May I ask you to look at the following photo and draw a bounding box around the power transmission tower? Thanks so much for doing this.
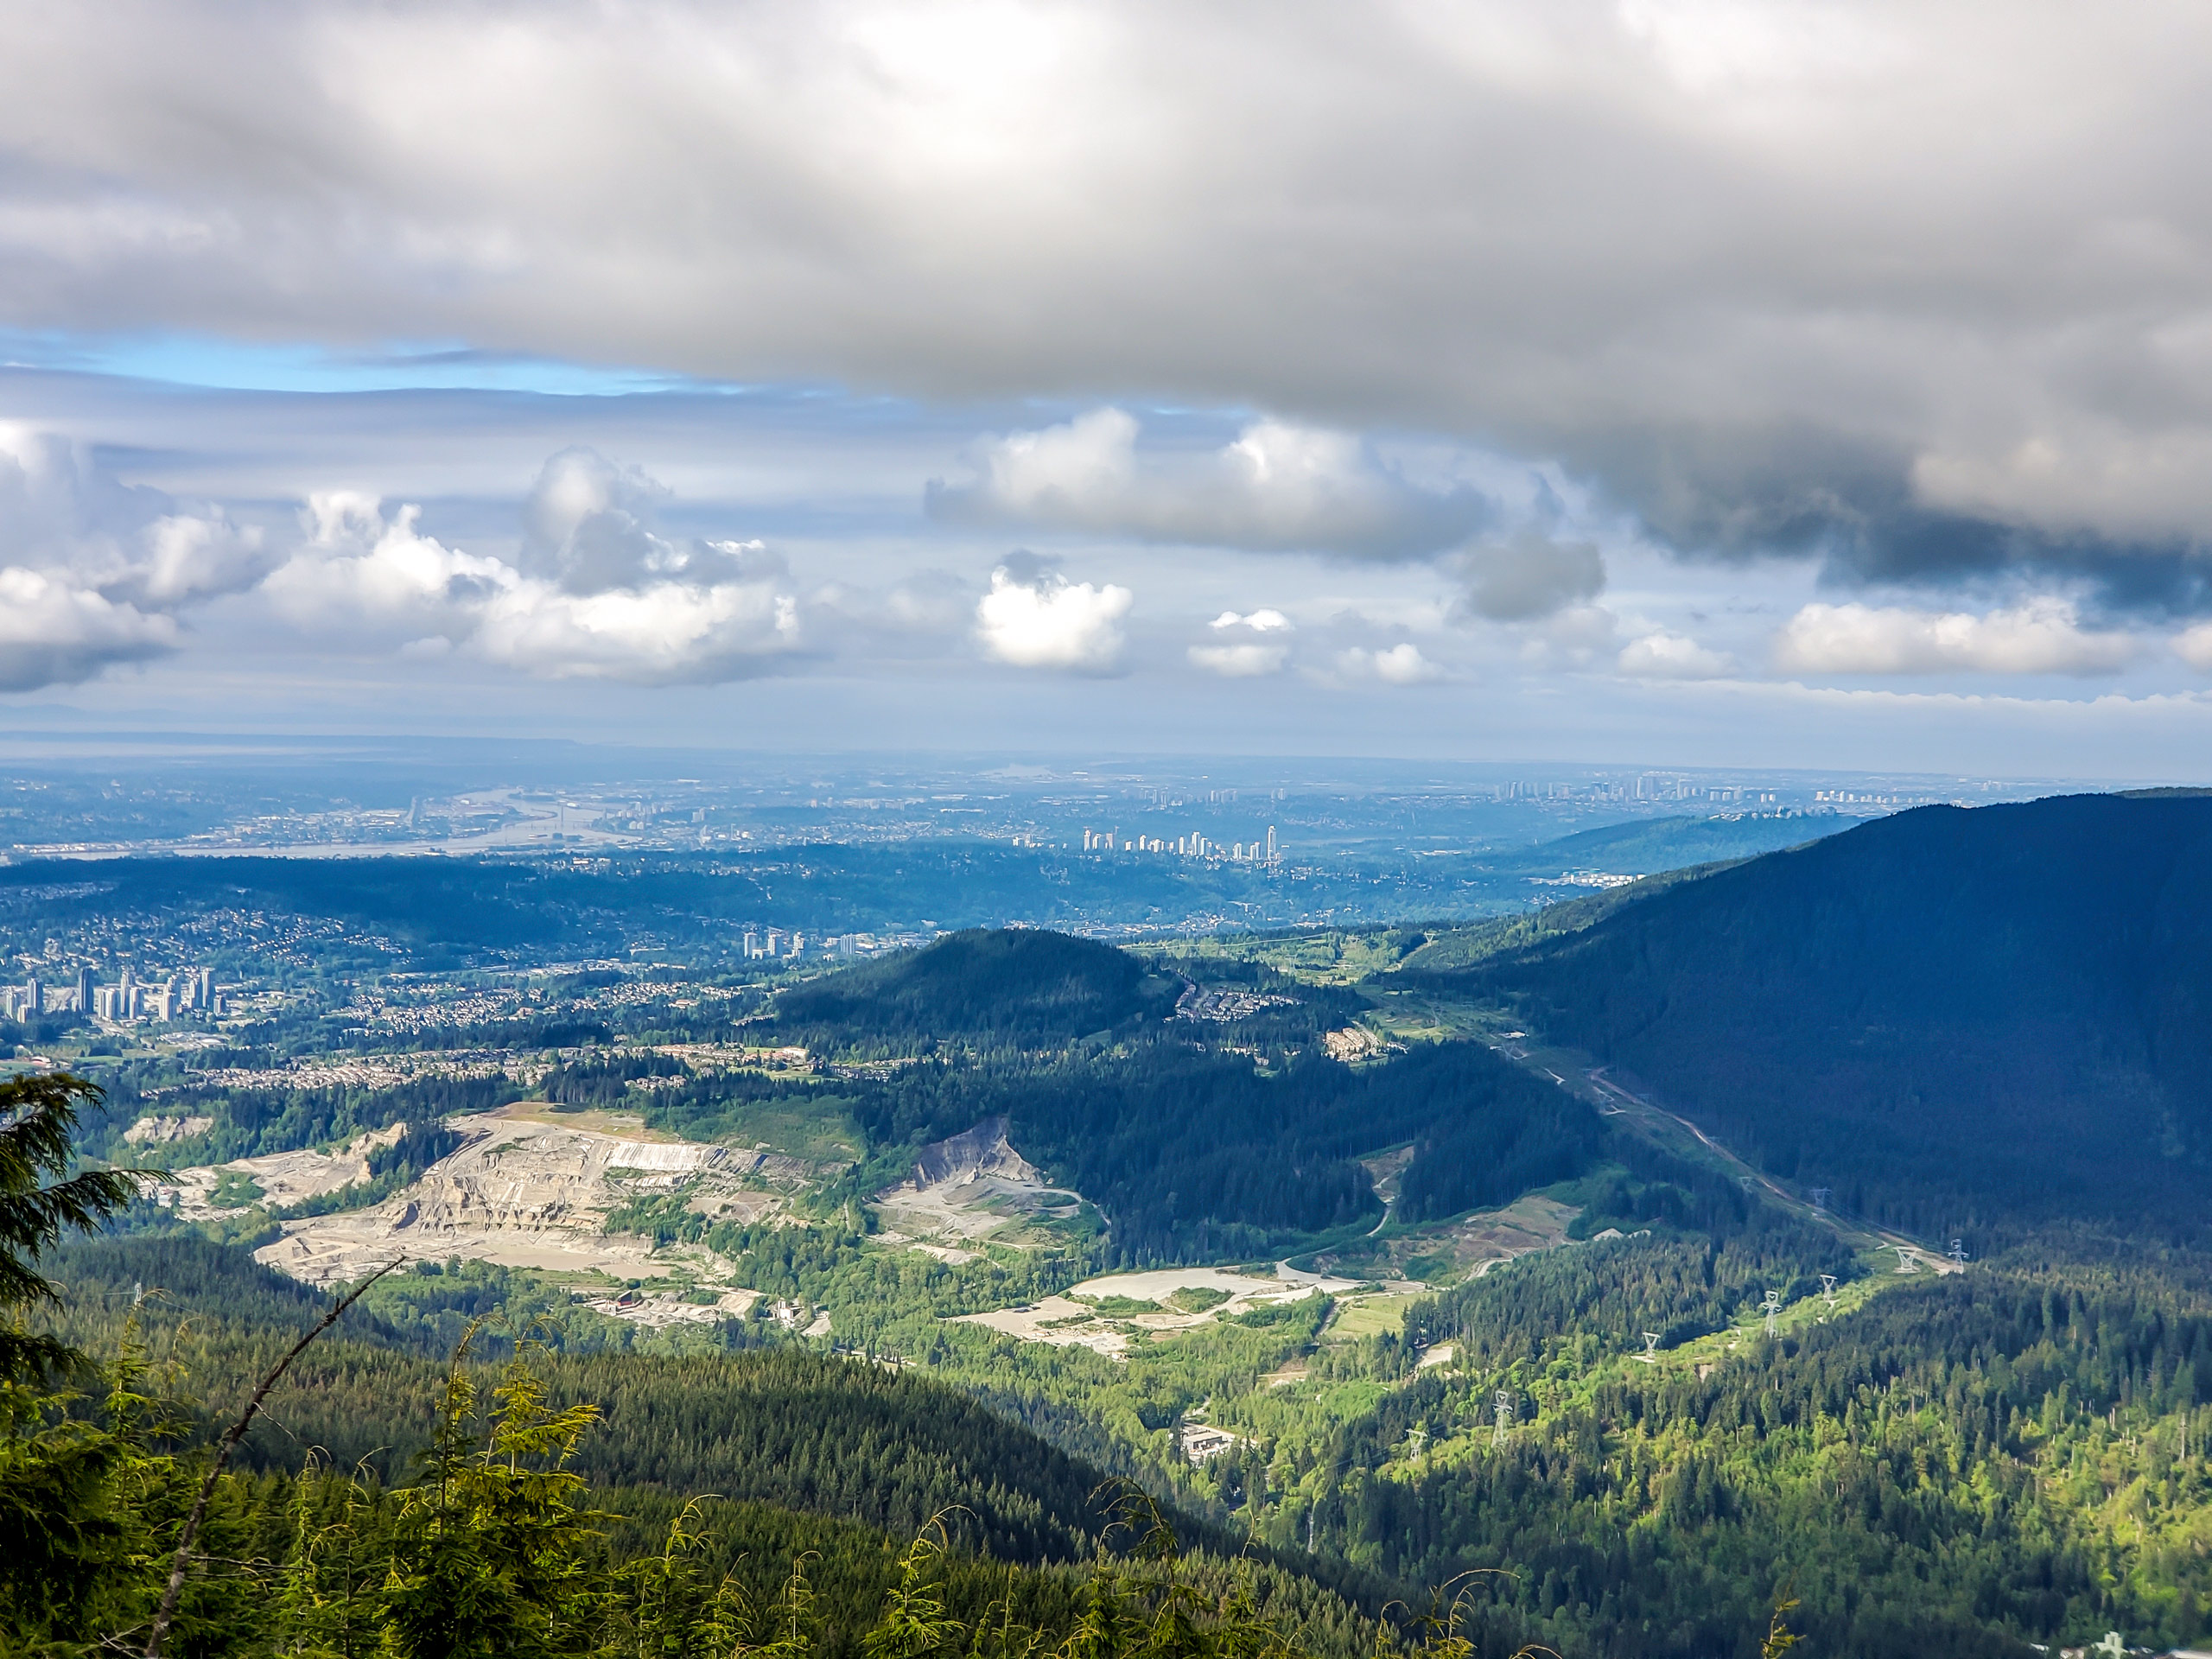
[1492,1389,1513,1449]
[1820,1274,1839,1309]
[1638,1332,1661,1365]
[1891,1244,1919,1274]
[1948,1237,1968,1264]
[1763,1290,1782,1337]
[1808,1186,1833,1211]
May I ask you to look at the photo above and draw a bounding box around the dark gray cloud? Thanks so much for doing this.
[1452,530,1606,622]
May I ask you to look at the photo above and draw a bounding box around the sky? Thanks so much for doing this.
[3,1,2212,778]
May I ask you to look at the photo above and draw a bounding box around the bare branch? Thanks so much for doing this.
[142,1256,403,1659]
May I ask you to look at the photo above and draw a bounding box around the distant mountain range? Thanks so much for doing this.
[1491,808,1847,877]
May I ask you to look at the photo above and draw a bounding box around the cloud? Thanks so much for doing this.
[1190,606,1294,676]
[1516,602,1621,671]
[974,561,1132,671]
[13,6,2212,601]
[267,486,804,683]
[0,566,178,690]
[930,409,1490,556]
[809,569,975,650]
[119,511,268,607]
[518,446,753,594]
[267,493,513,639]
[1211,607,1291,632]
[1189,644,1288,677]
[1335,642,1444,685]
[1618,631,1736,679]
[471,575,800,683]
[2175,624,2212,671]
[1452,530,1606,621]
[0,424,267,689]
[1772,599,2136,676]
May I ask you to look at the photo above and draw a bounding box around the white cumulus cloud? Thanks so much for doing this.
[0,425,269,690]
[267,486,804,684]
[2173,622,2212,671]
[1772,600,2135,676]
[1618,631,1736,679]
[1335,642,1444,685]
[1191,606,1294,676]
[1211,607,1292,632]
[0,566,179,690]
[974,562,1132,671]
[1190,644,1288,677]
[932,409,1489,557]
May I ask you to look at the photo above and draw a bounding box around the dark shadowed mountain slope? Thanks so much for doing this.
[774,927,1179,1041]
[1472,793,2212,1239]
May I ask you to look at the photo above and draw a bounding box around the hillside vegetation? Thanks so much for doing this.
[27,795,2212,1658]
[47,1236,1219,1567]
[1463,793,2212,1240]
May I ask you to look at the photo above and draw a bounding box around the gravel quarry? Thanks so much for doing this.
[872,1116,1087,1246]
[250,1106,805,1287]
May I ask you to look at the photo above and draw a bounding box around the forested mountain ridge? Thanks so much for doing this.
[1461,792,2212,1239]
[810,1038,1600,1256]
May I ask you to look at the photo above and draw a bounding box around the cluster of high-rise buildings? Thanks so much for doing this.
[740,930,888,963]
[742,928,806,961]
[3,964,224,1025]
[1082,826,1281,865]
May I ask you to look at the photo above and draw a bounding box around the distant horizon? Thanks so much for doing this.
[0,724,2192,793]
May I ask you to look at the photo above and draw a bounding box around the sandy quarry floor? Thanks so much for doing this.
[254,1114,783,1287]
[577,1286,762,1328]
[954,1294,1141,1357]
[1452,1195,1583,1275]
[955,1265,1343,1359]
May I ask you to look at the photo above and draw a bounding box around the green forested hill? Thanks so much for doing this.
[1465,792,2212,1239]
[774,928,1179,1041]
